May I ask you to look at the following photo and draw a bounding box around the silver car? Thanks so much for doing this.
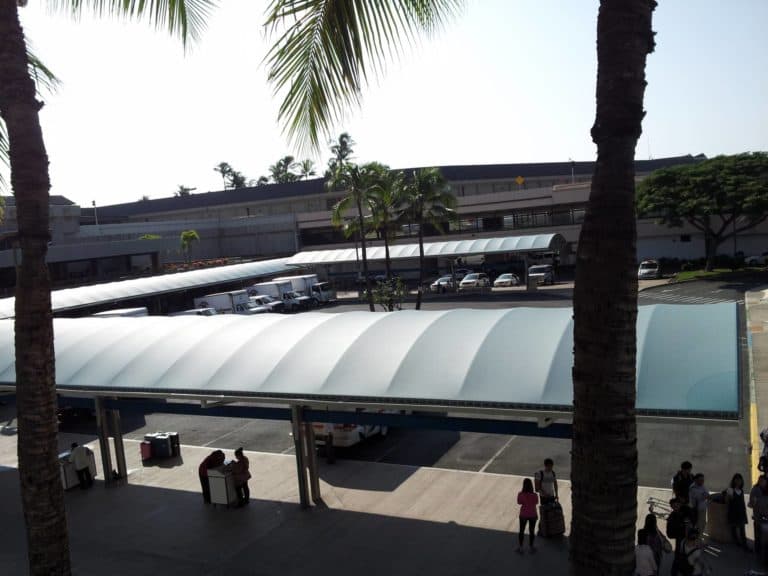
[637,260,661,279]
[493,273,520,287]
[459,273,490,291]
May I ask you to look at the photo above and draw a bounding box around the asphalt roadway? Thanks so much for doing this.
[0,277,755,490]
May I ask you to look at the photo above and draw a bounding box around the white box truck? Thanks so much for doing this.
[193,290,264,315]
[248,281,303,312]
[273,274,336,305]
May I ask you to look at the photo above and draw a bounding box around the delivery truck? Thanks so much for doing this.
[272,274,336,305]
[193,290,265,315]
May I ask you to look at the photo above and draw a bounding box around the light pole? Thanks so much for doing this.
[92,200,99,229]
[569,158,575,184]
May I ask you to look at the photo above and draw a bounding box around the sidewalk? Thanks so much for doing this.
[747,289,768,482]
[0,436,760,575]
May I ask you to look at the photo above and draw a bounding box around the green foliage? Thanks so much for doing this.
[326,132,355,179]
[638,153,768,233]
[398,167,457,232]
[139,233,161,240]
[175,184,194,196]
[372,277,407,311]
[269,155,300,183]
[264,1,462,151]
[179,229,200,262]
[214,161,249,189]
[48,0,215,48]
[638,153,768,268]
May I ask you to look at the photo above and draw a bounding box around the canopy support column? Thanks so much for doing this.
[290,405,310,509]
[94,397,113,486]
[110,409,128,483]
[303,421,321,503]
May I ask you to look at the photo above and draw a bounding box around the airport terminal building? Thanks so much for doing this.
[0,153,764,289]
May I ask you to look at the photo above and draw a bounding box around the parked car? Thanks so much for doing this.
[430,275,455,293]
[745,252,768,266]
[312,408,390,448]
[637,259,661,279]
[493,273,520,287]
[527,265,555,285]
[459,272,491,291]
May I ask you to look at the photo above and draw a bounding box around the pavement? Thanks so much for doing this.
[746,288,768,483]
[0,436,762,575]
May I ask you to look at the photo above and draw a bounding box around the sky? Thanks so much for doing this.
[12,0,768,207]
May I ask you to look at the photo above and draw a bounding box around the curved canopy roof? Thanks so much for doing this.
[287,234,567,266]
[0,303,738,417]
[0,258,295,319]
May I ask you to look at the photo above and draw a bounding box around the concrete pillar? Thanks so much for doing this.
[290,405,310,508]
[110,409,128,483]
[303,421,321,503]
[94,397,113,486]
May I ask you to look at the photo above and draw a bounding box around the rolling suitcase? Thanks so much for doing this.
[167,432,181,457]
[539,502,565,537]
[140,441,152,461]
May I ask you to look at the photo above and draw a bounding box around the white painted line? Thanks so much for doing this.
[479,436,516,473]
[201,421,252,447]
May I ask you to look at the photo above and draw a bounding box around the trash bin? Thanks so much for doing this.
[706,499,731,543]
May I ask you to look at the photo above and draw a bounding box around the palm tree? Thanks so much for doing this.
[329,162,378,312]
[299,158,316,179]
[214,161,233,188]
[269,155,299,183]
[325,132,355,178]
[399,168,456,310]
[366,163,402,282]
[0,2,214,574]
[180,229,200,263]
[264,1,656,572]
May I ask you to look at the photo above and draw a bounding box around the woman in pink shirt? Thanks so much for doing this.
[517,478,539,553]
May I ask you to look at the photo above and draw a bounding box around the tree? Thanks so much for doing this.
[180,229,200,263]
[214,161,233,188]
[214,162,248,189]
[175,184,194,197]
[366,163,404,310]
[298,158,316,179]
[264,1,656,572]
[140,194,150,201]
[325,132,355,179]
[329,161,379,312]
[256,175,270,186]
[0,2,213,574]
[637,152,768,271]
[269,155,300,183]
[398,167,456,309]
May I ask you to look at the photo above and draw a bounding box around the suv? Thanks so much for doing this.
[459,272,490,291]
[637,260,661,279]
[527,265,555,285]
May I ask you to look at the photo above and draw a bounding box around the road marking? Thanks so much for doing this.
[479,436,516,473]
[751,401,760,485]
[201,421,252,447]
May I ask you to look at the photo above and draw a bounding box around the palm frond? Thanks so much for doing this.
[48,0,216,47]
[264,0,463,152]
[27,45,60,96]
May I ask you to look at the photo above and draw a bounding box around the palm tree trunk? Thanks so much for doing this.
[357,197,374,312]
[571,1,654,574]
[415,215,424,310]
[382,222,393,311]
[0,2,71,574]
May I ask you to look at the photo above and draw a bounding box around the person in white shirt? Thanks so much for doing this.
[70,442,93,490]
[534,458,558,505]
[688,473,710,536]
[635,529,658,576]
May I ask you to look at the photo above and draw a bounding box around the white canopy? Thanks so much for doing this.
[0,258,295,319]
[0,304,739,417]
[287,234,566,265]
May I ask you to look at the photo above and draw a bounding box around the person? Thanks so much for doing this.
[749,474,768,556]
[534,458,558,505]
[726,473,748,549]
[643,513,664,571]
[680,529,705,575]
[635,529,658,576]
[232,447,251,507]
[667,498,695,576]
[516,477,539,554]
[672,461,694,503]
[198,449,225,504]
[70,442,93,490]
[688,473,709,535]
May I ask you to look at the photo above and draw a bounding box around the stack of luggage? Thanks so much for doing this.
[141,432,180,461]
[539,501,565,537]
